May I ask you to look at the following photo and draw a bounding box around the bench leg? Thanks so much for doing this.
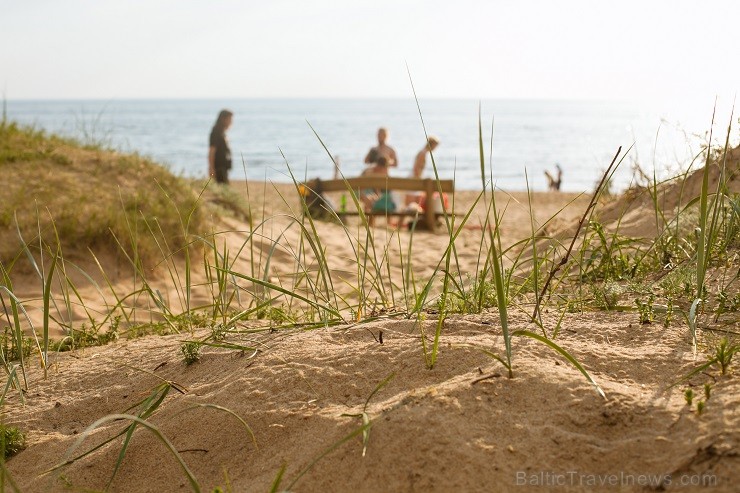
[424,179,436,232]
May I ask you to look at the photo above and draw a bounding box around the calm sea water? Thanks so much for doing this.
[5,98,718,192]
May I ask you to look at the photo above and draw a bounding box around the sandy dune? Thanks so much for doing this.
[3,183,739,492]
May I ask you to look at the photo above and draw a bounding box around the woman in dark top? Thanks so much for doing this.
[209,109,233,184]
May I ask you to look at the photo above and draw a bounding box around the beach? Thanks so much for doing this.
[4,1,740,490]
[5,98,717,193]
[3,170,739,491]
[6,308,737,492]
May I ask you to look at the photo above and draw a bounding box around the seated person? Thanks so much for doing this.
[364,127,398,168]
[359,156,393,212]
[412,136,440,178]
[406,136,440,206]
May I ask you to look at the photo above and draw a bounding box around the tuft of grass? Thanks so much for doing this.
[696,400,706,415]
[0,122,205,269]
[635,295,655,324]
[1,423,26,459]
[1,326,33,361]
[713,337,737,375]
[533,146,626,320]
[670,336,739,390]
[180,341,202,365]
[49,317,120,352]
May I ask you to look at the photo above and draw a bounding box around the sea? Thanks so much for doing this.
[4,98,726,192]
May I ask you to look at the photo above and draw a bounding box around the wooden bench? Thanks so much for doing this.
[302,177,454,232]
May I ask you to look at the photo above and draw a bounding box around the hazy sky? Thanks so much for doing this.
[1,0,738,105]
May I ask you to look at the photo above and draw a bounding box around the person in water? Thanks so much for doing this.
[364,127,398,168]
[209,109,233,184]
[545,164,563,191]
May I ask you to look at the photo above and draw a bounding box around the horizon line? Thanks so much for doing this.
[5,95,643,103]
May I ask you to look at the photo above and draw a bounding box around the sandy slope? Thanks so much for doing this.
[5,312,738,492]
[3,186,739,492]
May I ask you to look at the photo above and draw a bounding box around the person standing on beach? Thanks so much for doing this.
[209,109,233,184]
[364,127,398,168]
[411,136,440,178]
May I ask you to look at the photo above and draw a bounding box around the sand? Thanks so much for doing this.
[3,182,739,492]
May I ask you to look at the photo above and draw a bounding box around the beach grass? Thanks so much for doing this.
[0,111,738,491]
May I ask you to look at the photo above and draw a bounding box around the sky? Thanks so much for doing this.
[1,0,738,106]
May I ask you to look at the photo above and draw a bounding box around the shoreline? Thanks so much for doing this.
[6,98,719,192]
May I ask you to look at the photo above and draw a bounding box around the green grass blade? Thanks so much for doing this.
[107,383,171,488]
[667,359,716,390]
[477,108,511,376]
[363,372,395,411]
[512,330,605,398]
[182,339,260,355]
[61,413,200,493]
[285,421,372,491]
[42,250,59,378]
[268,463,287,493]
[688,298,701,356]
[0,279,32,389]
[0,366,24,406]
[456,344,512,373]
[0,459,22,493]
[174,403,257,449]
[696,104,716,298]
[220,267,342,319]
